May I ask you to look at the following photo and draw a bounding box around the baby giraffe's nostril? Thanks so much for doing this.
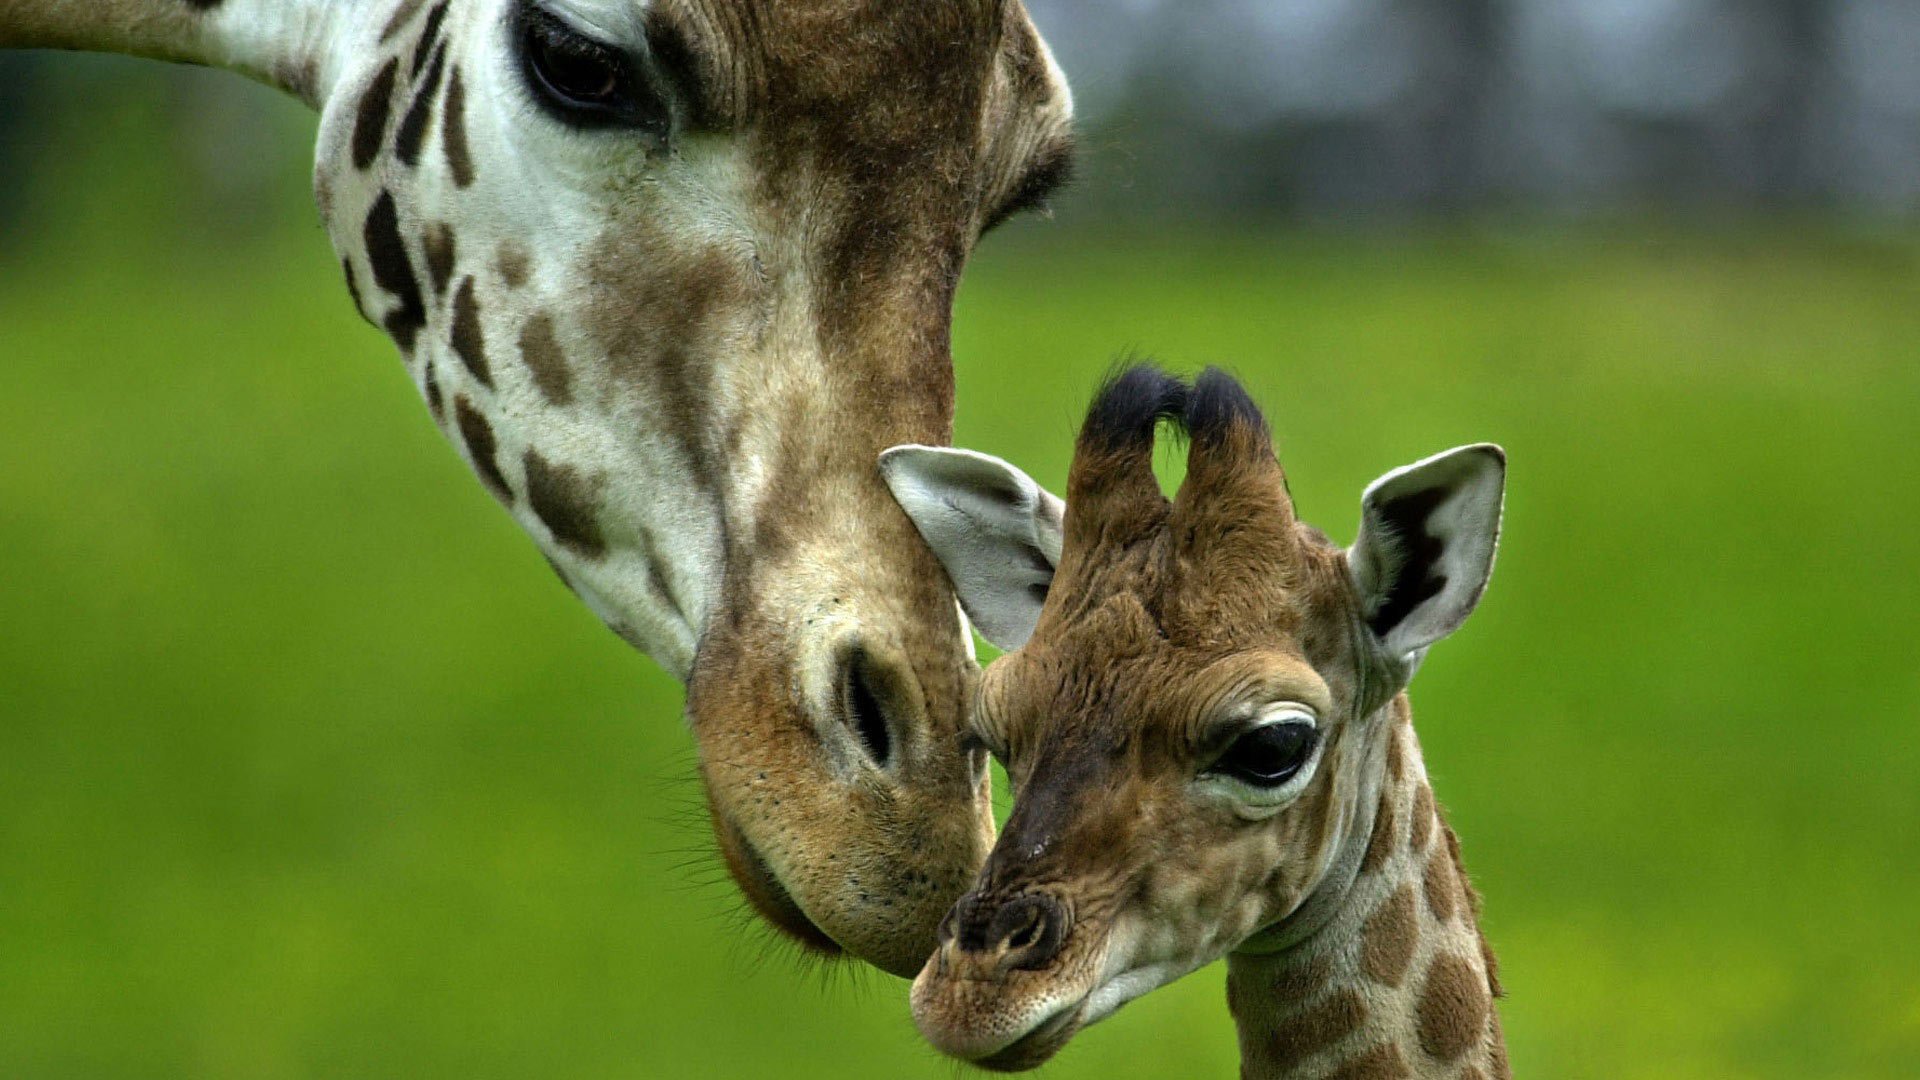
[983,893,1070,973]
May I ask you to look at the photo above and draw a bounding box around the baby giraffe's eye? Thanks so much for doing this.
[1213,721,1319,789]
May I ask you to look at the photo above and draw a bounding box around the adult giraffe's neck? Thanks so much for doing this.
[1226,706,1509,1079]
[0,0,355,106]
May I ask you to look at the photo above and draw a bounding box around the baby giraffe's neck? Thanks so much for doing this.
[1226,705,1508,1079]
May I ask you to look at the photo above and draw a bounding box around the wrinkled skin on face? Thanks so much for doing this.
[897,368,1504,1065]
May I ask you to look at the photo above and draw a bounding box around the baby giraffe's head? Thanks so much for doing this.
[880,366,1504,1070]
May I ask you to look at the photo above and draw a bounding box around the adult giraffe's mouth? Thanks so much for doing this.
[710,810,842,959]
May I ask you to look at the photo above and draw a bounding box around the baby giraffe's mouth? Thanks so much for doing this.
[973,997,1088,1072]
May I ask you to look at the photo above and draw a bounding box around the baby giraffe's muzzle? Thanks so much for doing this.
[936,891,1072,977]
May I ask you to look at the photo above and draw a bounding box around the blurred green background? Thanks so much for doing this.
[4,52,1920,1080]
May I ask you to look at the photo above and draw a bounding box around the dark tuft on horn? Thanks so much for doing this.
[1080,362,1189,455]
[1184,366,1270,448]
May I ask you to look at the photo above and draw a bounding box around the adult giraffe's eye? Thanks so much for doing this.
[1213,720,1319,789]
[519,5,666,132]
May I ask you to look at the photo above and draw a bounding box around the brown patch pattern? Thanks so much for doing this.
[341,258,366,321]
[1424,842,1458,922]
[523,450,606,557]
[1361,791,1397,875]
[362,190,426,351]
[351,59,399,171]
[423,223,456,296]
[1386,727,1406,784]
[410,0,448,78]
[1409,784,1434,853]
[378,0,426,43]
[454,396,507,500]
[1416,953,1490,1063]
[518,313,573,404]
[449,277,491,386]
[1323,1042,1411,1080]
[442,67,474,188]
[1266,988,1367,1063]
[1360,884,1418,987]
[496,242,529,288]
[395,42,448,167]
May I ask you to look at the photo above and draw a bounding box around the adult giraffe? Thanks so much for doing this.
[1,0,1075,977]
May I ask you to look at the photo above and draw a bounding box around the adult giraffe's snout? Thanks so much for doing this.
[3,0,1076,976]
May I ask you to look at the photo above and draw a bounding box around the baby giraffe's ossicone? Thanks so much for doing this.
[881,366,1509,1077]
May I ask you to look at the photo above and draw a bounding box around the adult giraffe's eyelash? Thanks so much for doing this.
[515,2,668,135]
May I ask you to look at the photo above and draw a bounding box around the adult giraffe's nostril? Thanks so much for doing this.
[838,645,914,771]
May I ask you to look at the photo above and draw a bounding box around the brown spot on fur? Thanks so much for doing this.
[1410,784,1434,853]
[523,450,606,557]
[1361,884,1418,987]
[1424,841,1458,922]
[1462,1069,1487,1080]
[379,0,426,43]
[423,363,444,421]
[1267,988,1367,1063]
[395,42,448,166]
[1362,791,1396,875]
[449,277,491,387]
[1324,1042,1411,1080]
[351,59,399,171]
[454,396,508,500]
[411,0,449,79]
[518,313,573,404]
[341,258,366,321]
[496,242,529,288]
[1386,727,1406,784]
[424,223,456,296]
[363,190,426,351]
[1416,953,1490,1062]
[1271,949,1333,1003]
[442,67,474,189]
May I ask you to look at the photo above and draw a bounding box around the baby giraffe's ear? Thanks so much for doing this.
[880,445,1065,651]
[1347,444,1506,663]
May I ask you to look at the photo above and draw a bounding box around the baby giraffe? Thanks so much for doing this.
[880,365,1508,1078]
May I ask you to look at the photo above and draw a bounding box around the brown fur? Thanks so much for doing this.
[1268,989,1369,1064]
[453,395,506,501]
[1363,792,1398,875]
[448,276,491,387]
[1361,885,1419,988]
[516,313,572,405]
[423,222,456,296]
[523,450,605,558]
[1409,785,1435,853]
[1324,1043,1412,1080]
[440,66,473,189]
[1423,843,1457,923]
[1415,954,1489,1063]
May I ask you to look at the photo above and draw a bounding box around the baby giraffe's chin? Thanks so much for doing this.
[910,925,1204,1072]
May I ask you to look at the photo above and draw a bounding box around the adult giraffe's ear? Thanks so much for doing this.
[0,1,354,108]
[880,445,1064,651]
[1347,444,1506,664]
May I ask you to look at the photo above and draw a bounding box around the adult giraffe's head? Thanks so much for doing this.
[3,0,1074,976]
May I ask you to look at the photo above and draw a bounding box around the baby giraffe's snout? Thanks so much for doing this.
[934,891,1073,977]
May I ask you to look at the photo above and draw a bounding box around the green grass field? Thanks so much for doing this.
[3,76,1919,1079]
